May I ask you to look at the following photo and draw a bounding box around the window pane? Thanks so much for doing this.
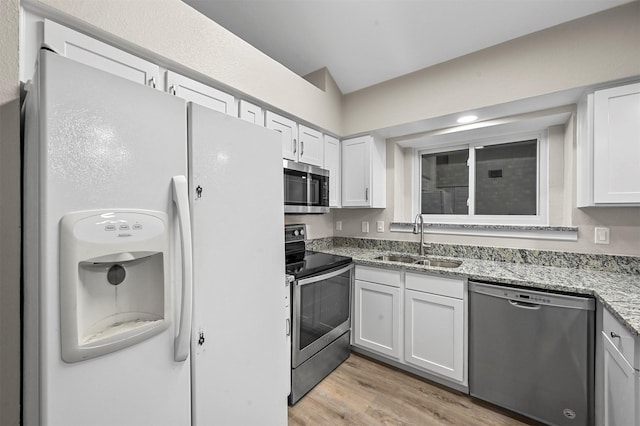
[421,149,469,214]
[475,140,537,215]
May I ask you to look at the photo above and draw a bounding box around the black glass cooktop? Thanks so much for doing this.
[286,250,352,279]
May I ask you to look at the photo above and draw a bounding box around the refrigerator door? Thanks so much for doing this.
[188,103,288,425]
[22,50,191,426]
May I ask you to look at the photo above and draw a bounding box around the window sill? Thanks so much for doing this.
[389,222,578,241]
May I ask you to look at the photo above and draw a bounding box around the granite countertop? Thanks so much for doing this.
[316,246,640,336]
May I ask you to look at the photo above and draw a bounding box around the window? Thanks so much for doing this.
[418,133,547,225]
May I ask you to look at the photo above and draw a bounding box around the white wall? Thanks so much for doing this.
[317,3,640,257]
[342,2,640,136]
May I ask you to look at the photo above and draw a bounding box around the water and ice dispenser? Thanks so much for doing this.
[59,210,171,362]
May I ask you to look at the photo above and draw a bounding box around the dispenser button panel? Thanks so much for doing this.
[73,211,165,243]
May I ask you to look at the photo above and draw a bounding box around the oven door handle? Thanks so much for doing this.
[296,263,354,286]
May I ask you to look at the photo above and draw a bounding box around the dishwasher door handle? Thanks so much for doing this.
[509,299,542,310]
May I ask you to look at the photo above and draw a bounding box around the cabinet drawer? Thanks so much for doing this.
[603,307,637,366]
[405,272,464,299]
[355,265,401,288]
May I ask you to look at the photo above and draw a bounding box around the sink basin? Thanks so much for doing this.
[413,259,462,268]
[374,255,418,263]
[373,255,461,268]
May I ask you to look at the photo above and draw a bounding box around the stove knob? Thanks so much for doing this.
[293,230,299,237]
[300,229,305,236]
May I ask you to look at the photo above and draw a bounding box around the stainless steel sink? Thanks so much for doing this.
[413,259,462,268]
[373,254,461,268]
[373,255,418,263]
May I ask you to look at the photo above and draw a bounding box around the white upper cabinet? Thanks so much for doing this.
[298,125,324,167]
[43,19,160,88]
[324,135,341,208]
[578,82,640,206]
[239,100,264,125]
[341,135,386,208]
[166,71,236,116]
[266,111,298,162]
[266,111,325,166]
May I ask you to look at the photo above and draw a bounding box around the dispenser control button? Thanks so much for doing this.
[105,224,116,231]
[119,224,130,231]
[133,223,143,230]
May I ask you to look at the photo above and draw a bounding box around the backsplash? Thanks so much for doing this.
[307,237,640,275]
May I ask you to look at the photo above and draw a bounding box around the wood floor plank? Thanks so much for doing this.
[288,353,541,426]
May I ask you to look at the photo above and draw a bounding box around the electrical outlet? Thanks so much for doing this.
[376,221,384,233]
[361,221,369,233]
[594,227,610,244]
[335,221,342,231]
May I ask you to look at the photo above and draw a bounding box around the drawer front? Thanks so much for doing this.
[603,307,636,366]
[405,272,464,299]
[355,265,401,288]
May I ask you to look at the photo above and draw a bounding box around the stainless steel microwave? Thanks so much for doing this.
[283,160,330,214]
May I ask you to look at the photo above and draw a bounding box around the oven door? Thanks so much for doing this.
[291,263,353,368]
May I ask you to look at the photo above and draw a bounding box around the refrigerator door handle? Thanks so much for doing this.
[172,175,193,362]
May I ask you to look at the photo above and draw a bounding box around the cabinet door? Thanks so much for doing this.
[266,112,298,161]
[342,136,372,207]
[602,331,638,426]
[593,83,640,204]
[239,100,263,125]
[405,289,464,382]
[166,71,236,116]
[44,19,160,87]
[298,125,324,167]
[324,135,341,208]
[353,280,401,359]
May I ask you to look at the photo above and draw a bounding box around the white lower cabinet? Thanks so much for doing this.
[354,280,401,359]
[599,306,639,425]
[353,265,467,388]
[404,289,464,382]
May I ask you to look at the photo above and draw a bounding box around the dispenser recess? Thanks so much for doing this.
[60,210,171,362]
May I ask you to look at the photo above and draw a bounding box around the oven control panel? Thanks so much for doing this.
[285,224,306,244]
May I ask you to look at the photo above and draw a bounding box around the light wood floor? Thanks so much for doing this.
[288,353,541,426]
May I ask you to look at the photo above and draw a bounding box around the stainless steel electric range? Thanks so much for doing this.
[284,224,353,405]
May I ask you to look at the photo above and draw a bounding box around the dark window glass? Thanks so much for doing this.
[421,149,469,214]
[475,140,537,215]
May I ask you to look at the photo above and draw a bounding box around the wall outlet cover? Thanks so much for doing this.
[335,221,342,231]
[376,221,384,233]
[594,227,610,244]
[361,221,369,233]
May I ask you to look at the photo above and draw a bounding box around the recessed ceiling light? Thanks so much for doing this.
[457,115,478,124]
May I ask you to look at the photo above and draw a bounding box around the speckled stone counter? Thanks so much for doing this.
[308,239,640,336]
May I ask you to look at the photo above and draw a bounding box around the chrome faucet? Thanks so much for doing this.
[414,214,425,256]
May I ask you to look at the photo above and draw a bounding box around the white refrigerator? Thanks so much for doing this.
[23,49,288,426]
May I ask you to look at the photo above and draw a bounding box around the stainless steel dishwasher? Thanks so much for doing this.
[469,281,595,426]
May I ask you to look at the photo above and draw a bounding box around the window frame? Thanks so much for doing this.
[414,131,549,225]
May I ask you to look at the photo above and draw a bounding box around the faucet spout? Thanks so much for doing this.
[414,214,425,256]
